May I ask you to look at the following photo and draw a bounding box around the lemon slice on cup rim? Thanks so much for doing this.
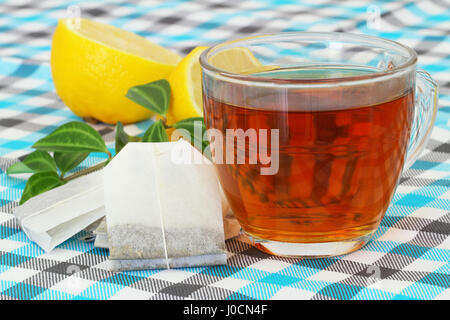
[166,46,272,125]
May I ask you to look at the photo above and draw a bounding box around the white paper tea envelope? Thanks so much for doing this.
[103,140,227,271]
[93,217,108,249]
[13,170,105,252]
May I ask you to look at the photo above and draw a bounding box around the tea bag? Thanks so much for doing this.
[103,141,227,271]
[93,199,241,250]
[13,170,105,252]
[93,217,109,249]
[222,209,241,240]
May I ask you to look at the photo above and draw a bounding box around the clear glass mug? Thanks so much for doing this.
[200,32,438,257]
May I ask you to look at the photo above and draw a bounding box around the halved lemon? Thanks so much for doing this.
[51,18,181,124]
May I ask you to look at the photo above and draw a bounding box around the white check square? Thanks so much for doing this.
[21,96,55,107]
[12,78,44,90]
[211,277,252,292]
[51,276,96,296]
[123,20,152,32]
[439,189,450,200]
[436,236,450,250]
[4,149,31,160]
[377,228,418,244]
[342,249,386,265]
[0,267,39,282]
[150,269,194,283]
[270,286,315,300]
[371,279,413,294]
[31,114,65,126]
[307,270,351,283]
[16,22,49,31]
[110,286,156,300]
[434,288,450,300]
[0,239,27,252]
[416,1,447,14]
[249,259,290,273]
[161,24,190,36]
[410,207,448,220]
[0,109,21,118]
[395,185,421,195]
[403,258,446,273]
[0,128,29,140]
[0,212,13,224]
[39,248,82,262]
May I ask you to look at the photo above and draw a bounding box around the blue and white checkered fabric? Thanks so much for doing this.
[0,0,449,300]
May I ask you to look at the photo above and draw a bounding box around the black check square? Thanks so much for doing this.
[159,283,204,298]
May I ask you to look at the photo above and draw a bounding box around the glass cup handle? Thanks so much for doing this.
[404,69,439,170]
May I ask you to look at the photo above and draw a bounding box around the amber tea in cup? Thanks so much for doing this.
[200,33,438,257]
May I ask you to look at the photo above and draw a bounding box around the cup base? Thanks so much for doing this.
[245,232,374,258]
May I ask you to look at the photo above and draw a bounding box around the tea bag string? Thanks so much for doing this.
[151,152,170,270]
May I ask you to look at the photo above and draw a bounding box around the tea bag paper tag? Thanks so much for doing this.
[104,141,227,271]
[13,170,105,252]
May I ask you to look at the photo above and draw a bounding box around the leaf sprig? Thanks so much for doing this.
[7,121,112,204]
[8,79,210,204]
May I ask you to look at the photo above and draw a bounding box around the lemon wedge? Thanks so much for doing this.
[167,46,274,125]
[209,47,275,74]
[166,46,207,125]
[51,18,181,124]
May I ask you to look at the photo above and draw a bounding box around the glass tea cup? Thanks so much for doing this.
[200,32,438,257]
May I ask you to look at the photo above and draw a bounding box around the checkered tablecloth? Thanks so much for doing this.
[0,0,449,300]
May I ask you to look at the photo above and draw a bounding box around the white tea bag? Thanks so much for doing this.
[103,141,227,271]
[93,217,109,249]
[219,185,241,240]
[93,202,241,250]
[223,209,241,240]
[13,170,105,252]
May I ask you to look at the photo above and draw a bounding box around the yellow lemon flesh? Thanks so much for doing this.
[208,47,268,74]
[167,46,269,125]
[51,18,181,124]
[166,47,207,125]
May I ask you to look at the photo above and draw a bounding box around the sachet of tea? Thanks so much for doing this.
[93,201,241,250]
[103,140,227,271]
[13,170,105,252]
[93,217,108,249]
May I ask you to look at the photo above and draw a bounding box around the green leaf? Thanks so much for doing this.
[142,120,169,142]
[33,121,108,154]
[172,117,206,141]
[6,162,34,175]
[172,117,210,155]
[126,79,171,116]
[201,143,212,160]
[115,121,142,154]
[54,152,89,176]
[24,150,57,172]
[7,150,57,175]
[115,121,128,154]
[19,172,63,205]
